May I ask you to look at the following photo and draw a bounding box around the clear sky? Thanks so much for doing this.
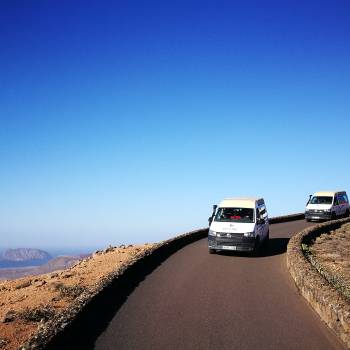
[1,0,349,249]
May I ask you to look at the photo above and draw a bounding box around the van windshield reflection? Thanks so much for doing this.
[310,196,333,205]
[214,207,254,223]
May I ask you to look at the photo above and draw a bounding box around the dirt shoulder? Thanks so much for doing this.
[309,222,350,299]
[0,244,154,350]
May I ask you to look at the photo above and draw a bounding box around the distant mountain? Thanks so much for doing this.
[2,248,51,261]
[0,254,90,280]
[0,248,52,268]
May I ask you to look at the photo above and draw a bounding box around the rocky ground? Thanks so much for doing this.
[310,222,350,296]
[0,244,154,350]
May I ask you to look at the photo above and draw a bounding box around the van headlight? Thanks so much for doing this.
[244,232,255,237]
[323,209,331,213]
[209,230,217,236]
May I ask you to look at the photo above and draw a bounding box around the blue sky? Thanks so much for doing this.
[1,0,349,249]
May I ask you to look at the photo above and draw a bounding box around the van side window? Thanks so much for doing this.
[339,194,348,204]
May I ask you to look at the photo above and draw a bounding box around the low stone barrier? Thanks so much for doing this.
[269,213,304,224]
[287,217,350,348]
[21,213,305,350]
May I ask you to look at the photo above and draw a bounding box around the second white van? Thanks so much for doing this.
[305,191,350,221]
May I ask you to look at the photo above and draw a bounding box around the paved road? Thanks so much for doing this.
[94,220,345,350]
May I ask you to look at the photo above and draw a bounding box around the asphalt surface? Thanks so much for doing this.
[94,220,345,350]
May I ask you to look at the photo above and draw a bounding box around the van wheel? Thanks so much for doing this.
[305,218,310,222]
[264,231,269,247]
[345,209,350,218]
[253,237,260,256]
[209,249,216,254]
[331,212,337,220]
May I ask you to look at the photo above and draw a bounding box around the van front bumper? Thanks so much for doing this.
[208,236,256,252]
[305,211,332,220]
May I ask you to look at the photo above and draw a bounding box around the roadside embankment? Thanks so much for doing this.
[0,244,155,350]
[287,217,350,348]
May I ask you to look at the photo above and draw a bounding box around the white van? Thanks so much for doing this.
[208,197,269,254]
[305,191,350,222]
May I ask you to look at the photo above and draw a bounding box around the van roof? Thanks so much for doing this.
[314,191,345,197]
[219,197,263,209]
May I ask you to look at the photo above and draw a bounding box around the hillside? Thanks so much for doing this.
[0,244,154,350]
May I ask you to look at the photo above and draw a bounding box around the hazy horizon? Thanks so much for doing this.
[1,1,349,248]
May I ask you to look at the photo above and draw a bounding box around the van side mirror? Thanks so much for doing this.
[208,204,217,226]
[307,195,312,205]
[257,218,264,225]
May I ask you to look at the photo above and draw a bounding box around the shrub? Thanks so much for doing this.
[54,283,87,299]
[19,305,55,323]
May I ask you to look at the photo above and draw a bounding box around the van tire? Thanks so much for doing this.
[305,218,310,222]
[331,212,337,220]
[345,209,350,218]
[209,249,216,254]
[264,231,269,247]
[253,237,260,256]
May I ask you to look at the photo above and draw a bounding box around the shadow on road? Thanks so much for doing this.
[218,237,290,258]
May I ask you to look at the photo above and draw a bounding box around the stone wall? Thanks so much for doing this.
[287,217,350,348]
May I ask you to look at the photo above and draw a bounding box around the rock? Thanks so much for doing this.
[15,280,32,289]
[1,310,16,323]
[104,245,115,253]
[34,280,46,287]
[51,296,61,302]
[0,338,9,348]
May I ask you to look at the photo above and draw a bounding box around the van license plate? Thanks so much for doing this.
[222,246,237,250]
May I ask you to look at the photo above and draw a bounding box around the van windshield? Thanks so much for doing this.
[214,207,254,223]
[310,196,333,205]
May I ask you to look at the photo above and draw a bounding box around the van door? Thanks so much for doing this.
[333,195,341,217]
[344,194,350,214]
[339,194,347,215]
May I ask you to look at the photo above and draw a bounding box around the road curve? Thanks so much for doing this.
[93,220,345,350]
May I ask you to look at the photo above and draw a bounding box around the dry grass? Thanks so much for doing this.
[309,223,350,296]
[54,283,87,300]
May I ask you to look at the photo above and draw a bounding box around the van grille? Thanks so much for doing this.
[216,232,244,244]
[217,232,243,239]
